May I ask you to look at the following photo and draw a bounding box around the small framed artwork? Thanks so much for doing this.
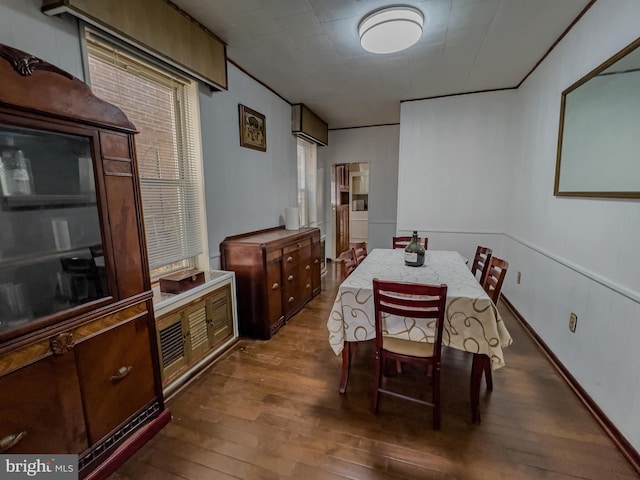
[238,104,266,152]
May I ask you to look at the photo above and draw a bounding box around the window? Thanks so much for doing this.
[85,30,206,280]
[297,137,317,227]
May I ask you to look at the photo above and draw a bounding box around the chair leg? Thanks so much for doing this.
[372,350,382,414]
[484,361,493,391]
[432,365,441,430]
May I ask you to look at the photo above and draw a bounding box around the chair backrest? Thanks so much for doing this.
[470,246,492,284]
[351,242,368,265]
[482,256,508,304]
[338,249,358,279]
[372,279,447,359]
[392,236,428,250]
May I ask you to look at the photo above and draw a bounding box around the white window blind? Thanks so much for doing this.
[85,31,204,277]
[297,137,317,227]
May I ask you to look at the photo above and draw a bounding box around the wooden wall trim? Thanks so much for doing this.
[42,0,228,91]
[501,295,640,475]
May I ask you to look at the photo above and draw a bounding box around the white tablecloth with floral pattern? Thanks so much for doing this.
[327,249,512,369]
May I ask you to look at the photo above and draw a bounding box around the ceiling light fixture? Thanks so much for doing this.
[358,5,424,55]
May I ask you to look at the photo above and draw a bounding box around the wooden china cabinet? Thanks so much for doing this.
[0,44,168,478]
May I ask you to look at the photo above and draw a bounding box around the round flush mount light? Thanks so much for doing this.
[358,5,424,54]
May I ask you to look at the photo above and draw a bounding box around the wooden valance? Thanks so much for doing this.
[42,0,228,91]
[292,104,328,146]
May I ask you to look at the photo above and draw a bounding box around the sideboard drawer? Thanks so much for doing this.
[75,315,156,443]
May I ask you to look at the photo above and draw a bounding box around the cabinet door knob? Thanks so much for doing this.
[111,365,133,382]
[286,256,293,262]
[306,283,311,289]
[288,296,295,303]
[0,431,27,453]
[314,259,319,264]
[288,275,294,281]
[271,283,279,290]
[305,265,311,270]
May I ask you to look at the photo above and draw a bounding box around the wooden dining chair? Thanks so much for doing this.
[371,278,448,429]
[339,249,358,279]
[477,256,508,392]
[470,246,492,284]
[351,242,368,265]
[392,236,428,250]
[481,256,509,304]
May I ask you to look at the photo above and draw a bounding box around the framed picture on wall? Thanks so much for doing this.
[238,104,266,152]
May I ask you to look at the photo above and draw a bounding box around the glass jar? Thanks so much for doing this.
[404,231,425,267]
[0,149,33,195]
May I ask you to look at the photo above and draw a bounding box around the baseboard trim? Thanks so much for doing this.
[501,295,640,475]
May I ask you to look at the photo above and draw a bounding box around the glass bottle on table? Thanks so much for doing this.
[404,231,425,267]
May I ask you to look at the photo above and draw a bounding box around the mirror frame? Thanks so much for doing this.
[554,36,640,199]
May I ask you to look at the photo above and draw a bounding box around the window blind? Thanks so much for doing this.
[297,137,317,227]
[86,32,204,275]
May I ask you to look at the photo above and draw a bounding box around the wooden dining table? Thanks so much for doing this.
[326,248,513,423]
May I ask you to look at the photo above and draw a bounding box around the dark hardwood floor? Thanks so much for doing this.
[111,261,639,479]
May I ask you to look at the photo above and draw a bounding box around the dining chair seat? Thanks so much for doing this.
[383,337,435,357]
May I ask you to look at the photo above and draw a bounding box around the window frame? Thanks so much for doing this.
[82,26,209,282]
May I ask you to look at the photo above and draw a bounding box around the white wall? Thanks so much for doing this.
[502,0,640,449]
[397,90,516,262]
[0,0,83,78]
[199,64,297,268]
[319,125,400,258]
[397,0,640,452]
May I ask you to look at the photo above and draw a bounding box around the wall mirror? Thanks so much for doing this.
[554,37,640,198]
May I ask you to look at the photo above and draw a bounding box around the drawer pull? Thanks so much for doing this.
[288,296,295,303]
[0,431,26,453]
[111,365,133,382]
[306,283,311,289]
[272,282,279,290]
[314,259,319,264]
[286,256,293,262]
[288,275,294,281]
[305,265,311,271]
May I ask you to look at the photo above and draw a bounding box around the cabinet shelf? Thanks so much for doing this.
[0,245,99,269]
[1,193,96,211]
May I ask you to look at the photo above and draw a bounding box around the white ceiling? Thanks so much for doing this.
[170,0,593,128]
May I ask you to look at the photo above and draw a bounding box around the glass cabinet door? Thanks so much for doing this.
[0,123,108,335]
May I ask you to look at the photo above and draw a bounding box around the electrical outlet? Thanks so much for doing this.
[569,313,577,332]
[516,271,521,284]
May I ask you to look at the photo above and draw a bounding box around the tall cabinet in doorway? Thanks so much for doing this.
[334,163,350,257]
[349,166,369,245]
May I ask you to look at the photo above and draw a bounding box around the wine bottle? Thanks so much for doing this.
[404,231,425,267]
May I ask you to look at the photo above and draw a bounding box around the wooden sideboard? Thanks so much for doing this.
[220,226,321,339]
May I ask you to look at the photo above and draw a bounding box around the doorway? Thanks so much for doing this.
[333,162,369,257]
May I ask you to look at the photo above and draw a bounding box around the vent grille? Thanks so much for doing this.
[159,321,184,368]
[188,305,208,349]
